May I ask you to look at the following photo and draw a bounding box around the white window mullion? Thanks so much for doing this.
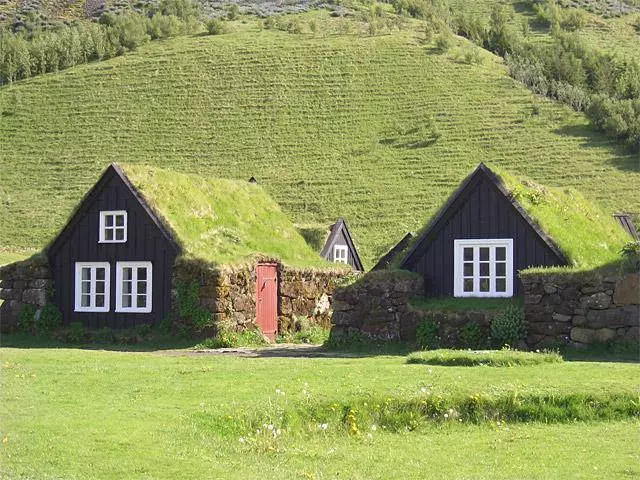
[489,246,496,296]
[473,246,479,295]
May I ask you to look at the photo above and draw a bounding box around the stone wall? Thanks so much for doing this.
[522,272,639,348]
[0,257,53,332]
[174,260,348,335]
[331,271,424,341]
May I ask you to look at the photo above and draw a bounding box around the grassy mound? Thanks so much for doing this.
[407,349,564,367]
[122,164,330,267]
[1,16,638,266]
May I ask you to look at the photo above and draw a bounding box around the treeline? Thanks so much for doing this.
[392,0,640,151]
[0,0,200,85]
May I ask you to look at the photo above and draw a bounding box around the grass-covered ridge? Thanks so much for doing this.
[407,348,563,367]
[122,164,329,267]
[0,16,638,266]
[493,166,632,270]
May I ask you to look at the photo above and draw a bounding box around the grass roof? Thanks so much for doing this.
[122,165,333,268]
[493,166,631,271]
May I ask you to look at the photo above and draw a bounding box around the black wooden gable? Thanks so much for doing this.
[320,218,364,271]
[48,164,180,257]
[372,233,413,271]
[47,163,181,328]
[400,164,567,296]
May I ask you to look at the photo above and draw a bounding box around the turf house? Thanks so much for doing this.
[0,164,349,339]
[319,218,364,272]
[399,163,634,298]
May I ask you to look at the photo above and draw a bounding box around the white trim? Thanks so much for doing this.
[333,245,348,264]
[99,210,128,244]
[453,239,514,298]
[74,262,110,312]
[115,261,152,313]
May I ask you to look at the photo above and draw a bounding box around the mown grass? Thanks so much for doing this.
[407,348,563,366]
[1,348,639,479]
[1,15,638,267]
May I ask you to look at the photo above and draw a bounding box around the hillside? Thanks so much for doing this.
[1,18,639,267]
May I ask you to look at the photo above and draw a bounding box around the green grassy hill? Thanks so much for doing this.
[1,17,638,267]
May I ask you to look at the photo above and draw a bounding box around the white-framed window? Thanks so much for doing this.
[333,245,348,264]
[99,210,127,243]
[74,262,110,312]
[453,239,514,297]
[115,262,152,313]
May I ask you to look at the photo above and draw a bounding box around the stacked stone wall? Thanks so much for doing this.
[331,271,424,341]
[522,272,639,347]
[174,260,349,335]
[0,258,53,332]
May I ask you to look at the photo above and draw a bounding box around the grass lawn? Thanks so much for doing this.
[1,347,639,479]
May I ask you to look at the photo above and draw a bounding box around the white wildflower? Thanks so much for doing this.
[444,413,449,419]
[267,424,274,431]
[276,428,281,436]
[239,437,246,443]
[371,425,377,431]
[319,423,328,430]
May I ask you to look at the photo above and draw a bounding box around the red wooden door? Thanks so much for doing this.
[256,263,278,341]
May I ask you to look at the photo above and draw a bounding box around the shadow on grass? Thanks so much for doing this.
[0,333,202,352]
[553,124,640,172]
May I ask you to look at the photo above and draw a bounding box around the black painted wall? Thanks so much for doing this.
[402,170,565,296]
[48,169,178,328]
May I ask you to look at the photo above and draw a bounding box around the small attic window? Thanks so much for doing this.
[99,211,127,243]
[333,245,348,264]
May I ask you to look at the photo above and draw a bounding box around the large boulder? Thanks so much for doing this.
[585,308,627,329]
[613,274,640,306]
[570,327,595,344]
[586,292,612,310]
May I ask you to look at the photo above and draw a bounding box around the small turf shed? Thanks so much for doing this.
[399,163,631,298]
[319,218,364,272]
[8,163,346,335]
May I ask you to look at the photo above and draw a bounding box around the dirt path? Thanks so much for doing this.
[156,343,360,358]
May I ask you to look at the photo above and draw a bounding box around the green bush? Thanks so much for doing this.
[158,314,173,333]
[458,321,488,350]
[490,305,526,348]
[227,4,240,21]
[36,303,62,333]
[435,29,454,52]
[93,327,114,344]
[17,304,37,333]
[68,322,85,343]
[206,19,230,35]
[620,241,640,272]
[416,316,441,350]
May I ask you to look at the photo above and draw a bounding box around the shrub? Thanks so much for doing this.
[263,16,277,30]
[135,323,153,337]
[560,8,588,32]
[158,314,173,333]
[206,19,229,35]
[227,4,240,21]
[17,304,37,333]
[435,29,454,52]
[458,321,488,350]
[68,322,85,343]
[490,305,526,348]
[416,317,441,350]
[148,14,184,40]
[36,303,62,333]
[93,327,114,343]
[620,241,640,272]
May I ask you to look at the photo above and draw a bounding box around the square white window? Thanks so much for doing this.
[453,239,514,298]
[74,262,110,312]
[333,245,348,264]
[99,211,127,243]
[116,262,152,313]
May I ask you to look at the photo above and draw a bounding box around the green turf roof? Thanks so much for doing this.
[121,164,334,268]
[397,164,632,271]
[493,166,631,270]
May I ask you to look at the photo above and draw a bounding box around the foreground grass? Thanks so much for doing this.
[1,16,638,266]
[407,348,563,367]
[1,348,639,478]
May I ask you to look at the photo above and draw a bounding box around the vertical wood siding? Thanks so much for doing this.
[405,174,564,296]
[49,174,177,328]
